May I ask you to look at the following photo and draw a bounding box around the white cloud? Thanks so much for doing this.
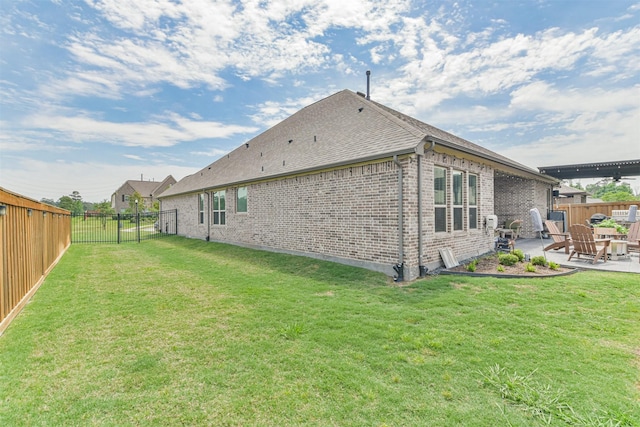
[1,156,198,202]
[189,148,229,158]
[249,92,332,127]
[509,81,640,113]
[10,112,259,148]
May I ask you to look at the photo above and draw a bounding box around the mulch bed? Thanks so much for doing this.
[444,253,577,277]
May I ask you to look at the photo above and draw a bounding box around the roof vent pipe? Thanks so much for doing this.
[366,70,371,100]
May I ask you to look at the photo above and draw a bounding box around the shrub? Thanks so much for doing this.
[497,265,505,273]
[498,253,519,266]
[512,249,525,262]
[525,263,536,273]
[467,259,478,272]
[531,256,548,267]
[548,261,560,270]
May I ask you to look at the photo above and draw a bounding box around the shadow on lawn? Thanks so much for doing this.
[151,236,454,301]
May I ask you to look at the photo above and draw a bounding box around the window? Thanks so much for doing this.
[434,167,447,232]
[468,174,478,229]
[198,193,205,224]
[435,168,478,233]
[453,171,463,231]
[212,190,225,225]
[236,187,247,213]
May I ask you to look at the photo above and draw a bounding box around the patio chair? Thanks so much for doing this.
[543,220,571,254]
[501,219,522,240]
[625,221,640,263]
[568,224,610,264]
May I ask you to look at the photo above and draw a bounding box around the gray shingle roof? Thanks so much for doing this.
[161,89,551,198]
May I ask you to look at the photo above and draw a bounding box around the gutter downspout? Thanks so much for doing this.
[392,155,404,282]
[418,137,437,277]
[206,190,211,241]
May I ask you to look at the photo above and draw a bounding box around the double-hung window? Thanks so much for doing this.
[212,190,226,225]
[435,167,479,232]
[236,187,247,213]
[434,166,447,232]
[468,174,478,229]
[452,171,463,231]
[198,193,205,224]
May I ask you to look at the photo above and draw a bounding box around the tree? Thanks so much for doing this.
[58,195,75,212]
[128,191,144,213]
[58,192,84,215]
[94,200,115,229]
[585,180,638,200]
[601,191,639,202]
[40,198,56,206]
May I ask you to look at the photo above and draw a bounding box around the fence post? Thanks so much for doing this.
[135,201,140,243]
[117,213,121,244]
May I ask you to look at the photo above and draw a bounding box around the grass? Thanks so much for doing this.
[1,236,639,426]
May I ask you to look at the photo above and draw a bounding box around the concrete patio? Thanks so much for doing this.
[515,237,640,274]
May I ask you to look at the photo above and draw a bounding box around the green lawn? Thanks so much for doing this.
[1,237,639,426]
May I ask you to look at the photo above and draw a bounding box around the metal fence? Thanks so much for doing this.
[71,209,177,243]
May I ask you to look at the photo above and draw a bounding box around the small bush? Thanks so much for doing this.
[525,263,536,273]
[497,265,505,272]
[548,262,560,270]
[512,249,525,262]
[467,259,478,272]
[498,253,519,266]
[531,256,547,267]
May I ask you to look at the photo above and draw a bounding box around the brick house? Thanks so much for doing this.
[158,90,558,280]
[111,175,176,213]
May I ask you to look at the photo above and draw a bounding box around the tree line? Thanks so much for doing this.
[41,191,158,215]
[570,180,640,202]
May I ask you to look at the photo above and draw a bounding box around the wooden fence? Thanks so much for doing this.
[554,201,639,228]
[0,187,71,334]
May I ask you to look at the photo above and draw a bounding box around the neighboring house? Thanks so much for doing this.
[159,90,558,280]
[555,184,589,204]
[111,175,176,213]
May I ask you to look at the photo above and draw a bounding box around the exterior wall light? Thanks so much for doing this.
[0,205,6,216]
[27,208,33,216]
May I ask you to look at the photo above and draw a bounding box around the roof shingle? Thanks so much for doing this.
[161,89,550,198]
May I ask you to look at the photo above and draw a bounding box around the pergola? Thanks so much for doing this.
[538,159,640,181]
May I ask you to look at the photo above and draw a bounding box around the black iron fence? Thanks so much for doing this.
[71,209,177,243]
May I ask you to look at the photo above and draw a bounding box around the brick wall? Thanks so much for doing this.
[162,154,499,280]
[494,174,552,237]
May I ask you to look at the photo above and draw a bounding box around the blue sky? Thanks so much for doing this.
[1,0,639,203]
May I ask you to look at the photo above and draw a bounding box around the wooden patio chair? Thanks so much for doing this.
[543,220,571,254]
[625,221,640,263]
[568,224,610,264]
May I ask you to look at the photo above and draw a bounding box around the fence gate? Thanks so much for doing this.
[71,209,177,243]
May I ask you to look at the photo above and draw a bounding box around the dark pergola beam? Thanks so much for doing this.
[538,159,640,181]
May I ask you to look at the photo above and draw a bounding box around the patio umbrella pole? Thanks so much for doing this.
[530,208,547,261]
[538,231,547,261]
